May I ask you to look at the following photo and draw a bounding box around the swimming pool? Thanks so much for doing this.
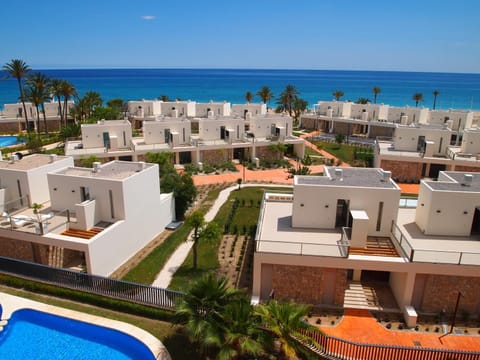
[0,308,156,359]
[0,135,23,147]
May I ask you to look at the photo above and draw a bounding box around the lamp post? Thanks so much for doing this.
[450,291,464,333]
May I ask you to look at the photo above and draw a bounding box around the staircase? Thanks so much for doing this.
[344,282,370,309]
[344,281,398,310]
[48,246,64,268]
[61,227,103,239]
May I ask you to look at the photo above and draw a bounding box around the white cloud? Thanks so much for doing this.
[141,15,156,20]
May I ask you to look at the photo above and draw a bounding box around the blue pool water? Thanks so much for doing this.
[0,136,23,147]
[0,309,156,360]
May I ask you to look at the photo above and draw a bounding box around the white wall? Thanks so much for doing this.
[428,110,473,130]
[461,128,480,154]
[231,103,267,117]
[0,155,73,207]
[292,180,400,236]
[249,115,292,138]
[198,118,244,141]
[81,120,132,149]
[317,101,352,117]
[128,100,162,117]
[388,107,428,125]
[160,101,196,117]
[350,104,389,121]
[143,118,191,145]
[393,126,451,154]
[195,102,231,117]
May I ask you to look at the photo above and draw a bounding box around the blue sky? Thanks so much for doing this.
[2,0,480,73]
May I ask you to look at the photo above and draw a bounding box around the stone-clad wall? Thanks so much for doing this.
[0,236,49,264]
[201,149,231,164]
[453,165,480,173]
[256,146,280,162]
[421,274,480,314]
[379,159,423,182]
[271,264,347,305]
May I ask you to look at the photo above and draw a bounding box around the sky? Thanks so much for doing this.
[2,0,480,73]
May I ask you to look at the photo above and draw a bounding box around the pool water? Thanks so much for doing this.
[0,136,23,147]
[0,309,156,360]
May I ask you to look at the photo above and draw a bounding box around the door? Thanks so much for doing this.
[417,136,425,151]
[102,132,111,149]
[220,126,226,140]
[471,207,480,235]
[164,129,171,143]
[335,199,350,228]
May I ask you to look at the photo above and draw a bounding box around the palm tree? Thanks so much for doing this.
[26,72,50,134]
[174,274,243,358]
[412,92,424,107]
[186,210,222,269]
[83,91,103,118]
[61,80,77,125]
[292,96,308,125]
[3,59,31,131]
[332,90,344,101]
[24,86,45,133]
[432,90,439,110]
[245,91,253,103]
[256,86,274,107]
[372,86,381,104]
[255,300,321,359]
[276,84,299,116]
[49,78,65,128]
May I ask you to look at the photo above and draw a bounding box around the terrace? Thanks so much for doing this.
[392,208,480,265]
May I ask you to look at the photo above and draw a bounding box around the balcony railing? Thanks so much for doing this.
[391,222,480,265]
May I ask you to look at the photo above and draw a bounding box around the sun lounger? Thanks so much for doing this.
[9,215,35,227]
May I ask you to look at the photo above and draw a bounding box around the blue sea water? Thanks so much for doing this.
[1,68,480,111]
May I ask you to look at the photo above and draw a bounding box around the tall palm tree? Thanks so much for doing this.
[372,86,381,104]
[61,80,77,125]
[256,86,274,107]
[186,210,222,269]
[83,91,103,118]
[332,90,344,101]
[174,274,243,358]
[255,300,321,359]
[432,90,439,110]
[26,72,50,134]
[277,84,299,116]
[24,86,42,133]
[49,78,65,128]
[412,92,424,107]
[3,59,31,131]
[244,91,253,104]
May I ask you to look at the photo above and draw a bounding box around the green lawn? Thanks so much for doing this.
[312,141,373,166]
[169,186,292,292]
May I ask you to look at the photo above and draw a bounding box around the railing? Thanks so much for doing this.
[304,330,480,360]
[391,222,480,265]
[256,239,348,257]
[339,227,351,258]
[1,195,30,214]
[398,197,418,208]
[0,256,185,310]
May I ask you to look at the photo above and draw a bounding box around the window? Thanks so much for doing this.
[376,201,384,231]
[80,187,90,202]
[109,190,115,218]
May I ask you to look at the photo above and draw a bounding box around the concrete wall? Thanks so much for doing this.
[196,102,231,117]
[231,103,267,117]
[393,126,451,154]
[198,118,244,141]
[143,118,191,145]
[292,183,400,236]
[81,120,132,149]
[461,128,480,154]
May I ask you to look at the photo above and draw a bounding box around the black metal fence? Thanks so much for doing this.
[305,329,480,360]
[0,256,185,310]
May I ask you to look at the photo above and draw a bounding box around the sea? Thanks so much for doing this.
[1,68,480,111]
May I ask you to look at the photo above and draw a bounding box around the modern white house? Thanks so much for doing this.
[231,103,267,118]
[253,167,480,326]
[0,155,175,277]
[375,124,480,181]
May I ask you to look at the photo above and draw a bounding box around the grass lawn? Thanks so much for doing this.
[312,140,374,166]
[169,186,292,292]
[122,187,223,285]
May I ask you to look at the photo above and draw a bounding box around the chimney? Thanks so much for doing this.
[381,170,392,182]
[92,162,101,173]
[462,174,473,186]
[138,161,146,171]
[335,168,343,180]
[49,154,57,163]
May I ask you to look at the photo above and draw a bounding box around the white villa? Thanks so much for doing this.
[253,167,480,326]
[65,101,305,166]
[0,154,174,276]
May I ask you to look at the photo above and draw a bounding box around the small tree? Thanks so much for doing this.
[432,90,439,110]
[186,210,222,269]
[32,202,43,222]
[335,133,345,144]
[372,86,381,104]
[332,90,344,101]
[245,91,253,103]
[236,178,242,190]
[412,92,424,107]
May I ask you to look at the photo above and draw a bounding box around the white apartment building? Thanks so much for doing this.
[253,167,480,326]
[231,103,267,118]
[0,155,175,277]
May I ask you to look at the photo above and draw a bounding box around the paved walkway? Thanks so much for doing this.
[322,308,480,352]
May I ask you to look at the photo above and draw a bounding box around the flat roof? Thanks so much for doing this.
[55,161,154,180]
[295,167,399,189]
[0,154,71,171]
[425,172,480,192]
